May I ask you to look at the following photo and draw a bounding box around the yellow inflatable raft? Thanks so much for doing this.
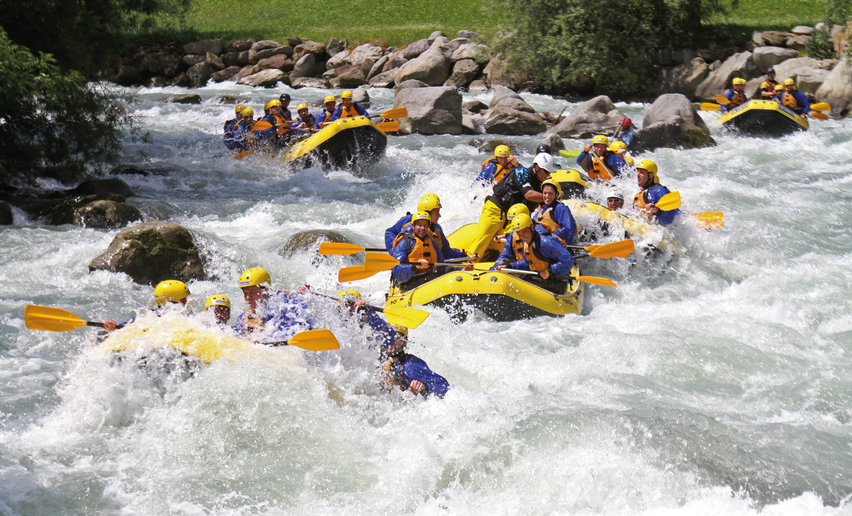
[283,116,387,171]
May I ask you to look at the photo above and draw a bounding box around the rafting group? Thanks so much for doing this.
[700,71,831,136]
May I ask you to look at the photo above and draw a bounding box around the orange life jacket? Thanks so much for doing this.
[481,158,516,184]
[523,234,566,272]
[509,232,525,261]
[338,103,361,119]
[271,114,289,136]
[392,233,437,274]
[728,90,746,107]
[318,109,334,128]
[588,153,615,182]
[633,189,655,222]
[395,221,443,247]
[782,91,799,109]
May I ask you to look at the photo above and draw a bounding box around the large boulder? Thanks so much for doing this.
[230,38,255,52]
[238,69,286,87]
[752,46,799,72]
[797,69,831,95]
[327,37,347,56]
[292,40,327,62]
[139,52,180,77]
[402,39,430,59]
[184,40,224,56]
[694,52,760,101]
[290,54,316,79]
[212,66,241,82]
[68,178,135,198]
[0,201,12,225]
[451,42,491,64]
[206,52,225,70]
[369,70,397,88]
[773,57,836,84]
[350,43,383,67]
[326,50,351,69]
[367,55,389,81]
[88,221,206,285]
[25,194,129,226]
[291,77,332,89]
[484,54,525,91]
[392,86,462,135]
[74,200,142,229]
[633,94,714,152]
[258,54,293,72]
[444,59,479,88]
[329,65,367,88]
[186,63,213,88]
[658,57,709,100]
[545,95,625,139]
[483,86,546,135]
[816,56,852,115]
[394,37,452,86]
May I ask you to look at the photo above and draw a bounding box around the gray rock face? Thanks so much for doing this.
[457,30,481,40]
[187,63,213,88]
[350,43,383,66]
[633,94,714,152]
[468,79,488,93]
[0,201,13,225]
[257,54,293,72]
[792,26,814,35]
[291,77,332,89]
[484,55,525,91]
[752,46,799,72]
[329,65,367,88]
[483,86,546,135]
[367,55,389,81]
[539,133,566,153]
[797,68,831,95]
[402,39,430,60]
[327,50,351,68]
[395,79,429,90]
[695,52,760,101]
[139,52,180,76]
[88,221,206,285]
[658,57,709,100]
[74,200,142,229]
[169,94,202,104]
[369,70,397,88]
[278,230,351,259]
[327,37,347,56]
[293,40,327,62]
[231,38,255,52]
[451,42,492,64]
[444,59,479,88]
[211,66,241,83]
[428,31,446,44]
[291,54,317,79]
[816,56,852,114]
[206,52,225,70]
[183,55,205,67]
[773,57,836,83]
[545,95,625,139]
[238,69,286,87]
[184,40,224,56]
[394,38,452,86]
[393,86,462,135]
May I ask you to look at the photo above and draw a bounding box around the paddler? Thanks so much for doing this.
[606,191,625,211]
[384,193,473,261]
[101,280,191,333]
[278,93,293,122]
[223,104,245,150]
[234,267,312,342]
[466,152,555,261]
[492,204,533,266]
[330,90,368,121]
[531,178,577,244]
[759,68,780,99]
[232,108,255,151]
[491,214,575,289]
[204,295,231,325]
[391,212,472,286]
[255,99,290,147]
[780,78,811,119]
[633,159,678,225]
[615,118,637,147]
[336,289,397,349]
[291,103,319,134]
[380,327,449,399]
[720,77,748,112]
[576,135,626,182]
[316,95,337,129]
[476,145,519,185]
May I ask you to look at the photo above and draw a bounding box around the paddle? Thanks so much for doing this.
[233,149,253,160]
[655,191,681,211]
[312,292,429,329]
[700,103,722,111]
[715,94,730,106]
[500,269,617,287]
[559,150,581,158]
[809,112,829,120]
[25,304,124,332]
[586,238,635,258]
[810,102,831,111]
[372,107,408,120]
[377,121,400,132]
[694,211,725,229]
[263,329,340,351]
[364,252,469,272]
[319,242,387,256]
[252,121,273,131]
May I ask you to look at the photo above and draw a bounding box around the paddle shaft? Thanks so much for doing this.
[311,291,386,314]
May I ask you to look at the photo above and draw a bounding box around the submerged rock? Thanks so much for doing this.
[633,93,715,152]
[278,230,351,257]
[89,221,206,285]
[74,200,142,229]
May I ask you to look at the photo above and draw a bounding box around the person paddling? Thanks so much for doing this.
[384,193,471,261]
[223,104,245,150]
[477,145,519,185]
[633,159,678,225]
[530,178,577,244]
[232,108,256,151]
[391,212,473,287]
[316,95,337,129]
[576,135,625,182]
[780,78,811,119]
[720,77,748,112]
[330,90,368,121]
[291,103,319,134]
[380,327,449,399]
[492,213,574,291]
[759,68,780,99]
[101,280,191,335]
[233,267,312,342]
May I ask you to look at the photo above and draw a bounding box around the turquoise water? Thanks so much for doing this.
[1,82,851,515]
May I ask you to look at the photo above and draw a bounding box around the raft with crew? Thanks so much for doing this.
[717,99,808,137]
[283,116,389,171]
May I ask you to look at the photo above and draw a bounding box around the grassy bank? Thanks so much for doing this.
[186,0,504,47]
[704,0,824,44]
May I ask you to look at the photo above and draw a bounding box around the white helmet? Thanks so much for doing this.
[607,191,624,201]
[533,152,555,174]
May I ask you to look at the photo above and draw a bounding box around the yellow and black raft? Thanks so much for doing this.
[717,99,808,137]
[283,116,387,171]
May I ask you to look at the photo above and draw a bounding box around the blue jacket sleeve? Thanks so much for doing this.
[605,154,627,178]
[401,356,449,398]
[254,116,277,140]
[795,92,810,113]
[384,214,411,252]
[477,161,496,183]
[576,151,591,172]
[366,311,396,348]
[552,203,577,244]
[491,236,516,268]
[356,103,369,117]
[232,124,251,151]
[540,236,575,277]
[391,238,416,283]
[646,185,679,225]
[617,128,636,147]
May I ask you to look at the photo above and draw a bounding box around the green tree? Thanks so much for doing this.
[0,29,139,184]
[493,0,724,96]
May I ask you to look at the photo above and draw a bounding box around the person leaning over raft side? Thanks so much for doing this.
[531,178,577,244]
[634,159,678,225]
[316,95,337,129]
[780,78,811,119]
[223,104,245,150]
[720,77,748,112]
[492,203,533,266]
[232,108,256,151]
[291,103,319,134]
[576,135,626,182]
[476,145,519,185]
[466,152,555,262]
[380,327,449,398]
[233,267,312,342]
[391,212,473,285]
[100,280,192,337]
[760,68,780,99]
[205,295,231,325]
[331,90,369,121]
[384,193,472,260]
[491,213,575,286]
[336,289,397,348]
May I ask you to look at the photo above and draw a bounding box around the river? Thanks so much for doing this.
[1,82,851,515]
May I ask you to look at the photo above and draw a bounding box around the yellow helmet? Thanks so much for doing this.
[341,90,353,99]
[774,84,784,91]
[239,267,271,288]
[733,77,747,85]
[784,78,795,86]
[609,141,626,152]
[324,95,335,104]
[337,289,361,303]
[264,99,282,110]
[154,280,190,307]
[636,159,660,184]
[235,104,246,115]
[297,103,308,111]
[411,211,431,224]
[241,107,254,117]
[541,178,562,197]
[592,135,609,145]
[507,213,533,233]
[506,203,529,221]
[624,155,634,166]
[417,193,442,212]
[494,145,511,158]
[205,294,231,310]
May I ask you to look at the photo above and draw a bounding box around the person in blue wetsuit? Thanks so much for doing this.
[576,135,625,182]
[330,90,368,121]
[633,159,678,226]
[391,212,472,285]
[384,193,472,261]
[316,95,337,129]
[254,100,290,148]
[780,78,811,119]
[476,144,519,185]
[615,118,637,147]
[290,103,319,135]
[335,289,397,349]
[531,178,577,244]
[491,204,533,267]
[720,77,748,113]
[380,327,449,399]
[233,267,312,343]
[232,108,256,151]
[492,213,574,287]
[223,104,245,150]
